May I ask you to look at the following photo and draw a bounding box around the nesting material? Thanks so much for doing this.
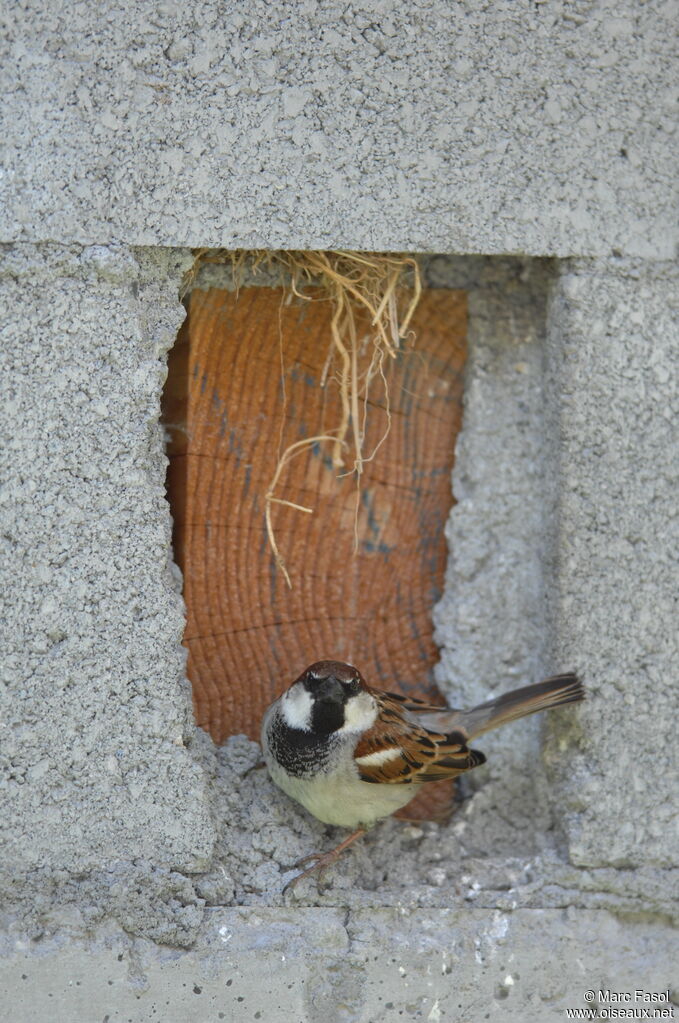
[183,250,422,586]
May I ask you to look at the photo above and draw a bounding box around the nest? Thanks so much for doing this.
[182,250,423,586]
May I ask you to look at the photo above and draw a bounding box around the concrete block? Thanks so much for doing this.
[1,3,677,257]
[0,244,216,942]
[1,908,676,1022]
[544,258,679,869]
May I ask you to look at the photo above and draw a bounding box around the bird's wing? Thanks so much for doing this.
[353,691,485,785]
[399,673,584,740]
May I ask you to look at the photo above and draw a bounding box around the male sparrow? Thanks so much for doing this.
[261,660,583,888]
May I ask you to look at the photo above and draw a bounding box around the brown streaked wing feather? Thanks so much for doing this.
[354,692,486,785]
[408,673,584,740]
[385,691,452,714]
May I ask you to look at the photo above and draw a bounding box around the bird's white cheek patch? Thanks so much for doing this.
[280,687,313,730]
[354,746,401,767]
[338,692,378,734]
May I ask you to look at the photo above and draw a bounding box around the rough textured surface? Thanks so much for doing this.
[2,908,677,1023]
[2,2,677,258]
[2,249,677,929]
[1,245,677,1011]
[179,729,679,923]
[431,257,558,850]
[167,256,587,911]
[2,0,678,1013]
[543,258,679,871]
[0,244,216,942]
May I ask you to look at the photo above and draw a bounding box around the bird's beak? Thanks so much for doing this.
[314,677,345,705]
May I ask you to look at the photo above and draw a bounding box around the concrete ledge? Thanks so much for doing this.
[2,908,676,1023]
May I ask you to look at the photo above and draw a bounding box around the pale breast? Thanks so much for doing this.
[262,701,420,828]
[277,767,419,828]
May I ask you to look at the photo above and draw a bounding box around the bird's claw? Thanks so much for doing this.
[293,851,325,869]
[282,850,337,894]
[281,829,367,894]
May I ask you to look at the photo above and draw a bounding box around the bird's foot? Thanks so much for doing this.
[282,829,366,894]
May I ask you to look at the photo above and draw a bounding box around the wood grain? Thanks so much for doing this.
[163,285,467,819]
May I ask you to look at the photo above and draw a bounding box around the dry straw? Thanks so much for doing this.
[183,249,423,587]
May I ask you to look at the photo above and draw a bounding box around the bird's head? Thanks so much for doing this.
[280,660,377,736]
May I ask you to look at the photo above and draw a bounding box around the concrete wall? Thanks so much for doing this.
[1,1,677,1020]
[543,259,679,872]
[3,909,677,1023]
[2,0,677,257]
[0,245,218,946]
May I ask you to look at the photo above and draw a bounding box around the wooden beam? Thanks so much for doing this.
[163,285,467,817]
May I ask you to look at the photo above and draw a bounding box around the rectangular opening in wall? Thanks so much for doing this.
[162,255,467,802]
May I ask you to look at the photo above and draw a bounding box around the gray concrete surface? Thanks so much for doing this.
[1,245,677,1017]
[2,247,678,1017]
[2,0,678,1015]
[2,907,677,1023]
[2,1,677,258]
[178,727,679,922]
[431,257,560,852]
[0,244,217,944]
[543,258,679,871]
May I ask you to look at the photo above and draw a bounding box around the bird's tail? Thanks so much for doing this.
[436,674,584,740]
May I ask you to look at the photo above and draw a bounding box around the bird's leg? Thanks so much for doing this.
[283,829,367,893]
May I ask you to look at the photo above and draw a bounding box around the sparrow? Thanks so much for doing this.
[261,660,584,889]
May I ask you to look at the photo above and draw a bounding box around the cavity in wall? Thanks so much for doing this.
[159,253,565,902]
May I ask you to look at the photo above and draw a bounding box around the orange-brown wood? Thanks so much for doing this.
[163,285,466,817]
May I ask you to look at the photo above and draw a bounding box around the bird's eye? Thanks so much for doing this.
[342,677,360,695]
